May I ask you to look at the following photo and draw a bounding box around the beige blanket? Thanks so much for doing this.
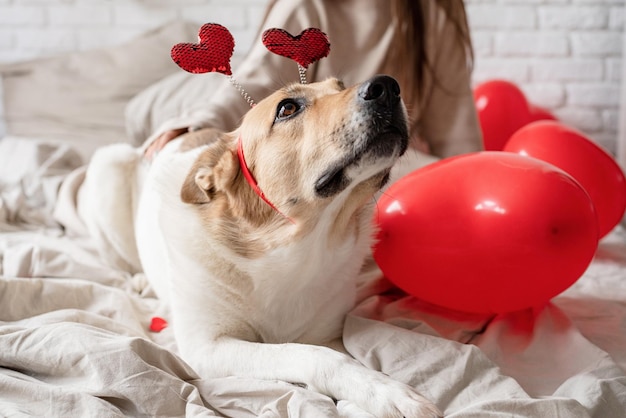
[1,138,625,417]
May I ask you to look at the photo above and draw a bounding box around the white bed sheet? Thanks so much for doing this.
[1,138,625,417]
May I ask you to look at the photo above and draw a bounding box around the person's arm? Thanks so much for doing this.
[417,2,483,158]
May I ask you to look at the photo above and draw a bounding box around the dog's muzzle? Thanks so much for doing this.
[314,75,409,198]
[356,75,409,158]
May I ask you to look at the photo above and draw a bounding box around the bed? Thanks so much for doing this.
[1,22,625,417]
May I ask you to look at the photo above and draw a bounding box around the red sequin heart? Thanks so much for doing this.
[262,28,330,68]
[171,23,234,75]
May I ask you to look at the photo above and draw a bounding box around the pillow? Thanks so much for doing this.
[0,21,197,160]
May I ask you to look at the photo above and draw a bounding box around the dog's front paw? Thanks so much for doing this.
[355,378,442,418]
[319,355,442,418]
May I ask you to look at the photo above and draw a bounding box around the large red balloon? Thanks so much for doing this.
[374,152,598,314]
[504,121,626,238]
[474,80,556,151]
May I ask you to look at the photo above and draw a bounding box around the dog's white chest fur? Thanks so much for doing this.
[136,144,371,345]
[242,232,365,343]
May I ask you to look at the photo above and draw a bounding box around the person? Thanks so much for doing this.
[142,0,483,160]
[52,0,483,272]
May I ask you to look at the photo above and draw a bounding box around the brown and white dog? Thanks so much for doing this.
[79,75,441,417]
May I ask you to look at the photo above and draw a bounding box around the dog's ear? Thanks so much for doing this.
[181,163,215,204]
[180,136,239,205]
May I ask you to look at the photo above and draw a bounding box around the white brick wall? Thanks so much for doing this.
[467,0,624,154]
[0,0,623,154]
[0,0,267,62]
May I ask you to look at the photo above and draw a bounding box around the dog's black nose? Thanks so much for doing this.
[358,75,401,108]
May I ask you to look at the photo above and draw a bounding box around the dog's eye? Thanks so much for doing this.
[276,99,302,121]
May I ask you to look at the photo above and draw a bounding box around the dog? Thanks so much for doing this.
[79,75,441,417]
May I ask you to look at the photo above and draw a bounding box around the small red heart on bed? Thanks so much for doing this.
[149,316,168,332]
[171,23,234,75]
[262,28,330,68]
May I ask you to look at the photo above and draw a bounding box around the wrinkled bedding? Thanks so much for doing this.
[1,138,625,417]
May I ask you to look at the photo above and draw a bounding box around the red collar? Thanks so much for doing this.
[237,136,295,224]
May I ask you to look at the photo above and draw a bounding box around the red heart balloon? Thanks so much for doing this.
[171,23,234,75]
[262,28,330,68]
[474,80,556,151]
[374,152,598,314]
[504,121,626,238]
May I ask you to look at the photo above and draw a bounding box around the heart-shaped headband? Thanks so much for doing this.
[170,23,331,223]
[171,23,330,106]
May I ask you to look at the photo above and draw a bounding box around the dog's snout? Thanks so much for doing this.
[358,75,401,108]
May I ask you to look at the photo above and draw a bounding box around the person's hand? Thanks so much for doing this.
[145,128,189,161]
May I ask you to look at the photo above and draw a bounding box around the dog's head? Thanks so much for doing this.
[180,75,408,249]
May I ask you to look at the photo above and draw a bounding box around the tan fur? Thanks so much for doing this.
[181,78,393,255]
[180,134,275,258]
